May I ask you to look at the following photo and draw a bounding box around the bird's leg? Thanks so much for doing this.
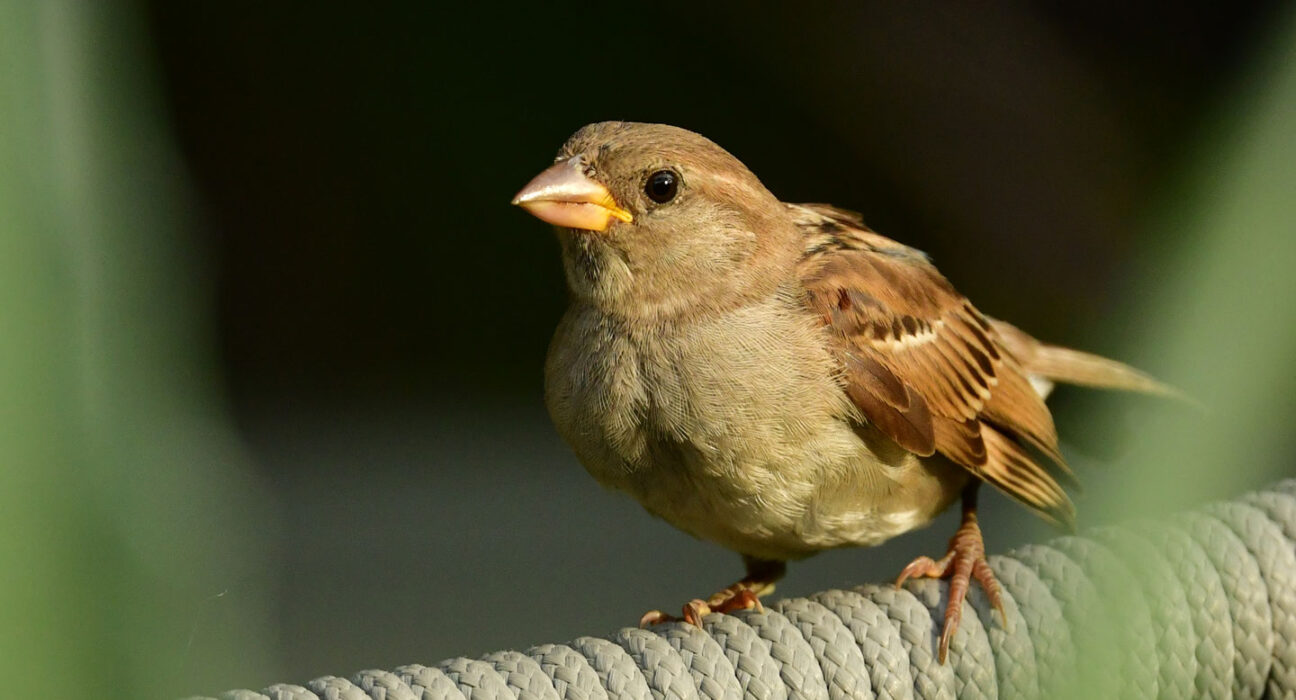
[894,483,1005,663]
[639,556,786,628]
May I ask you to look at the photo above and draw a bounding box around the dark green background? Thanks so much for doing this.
[147,2,1272,404]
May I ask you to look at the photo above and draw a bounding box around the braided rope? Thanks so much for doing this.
[189,480,1296,700]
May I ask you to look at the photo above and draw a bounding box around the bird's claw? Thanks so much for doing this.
[639,588,764,628]
[683,599,711,626]
[716,588,764,614]
[895,516,1004,663]
[638,609,673,627]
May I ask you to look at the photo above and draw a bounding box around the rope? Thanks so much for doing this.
[187,480,1296,700]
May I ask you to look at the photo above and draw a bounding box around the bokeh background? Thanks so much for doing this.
[3,1,1295,697]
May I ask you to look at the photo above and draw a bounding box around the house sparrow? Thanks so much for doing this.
[512,122,1171,662]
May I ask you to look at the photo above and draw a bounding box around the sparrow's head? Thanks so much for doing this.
[512,122,797,319]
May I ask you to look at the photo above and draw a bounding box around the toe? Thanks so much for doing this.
[938,614,959,664]
[712,588,762,614]
[682,599,711,627]
[639,610,673,627]
[939,573,969,665]
[895,555,941,587]
[973,558,1009,628]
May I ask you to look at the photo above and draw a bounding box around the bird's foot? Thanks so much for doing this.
[894,514,1005,663]
[639,575,778,628]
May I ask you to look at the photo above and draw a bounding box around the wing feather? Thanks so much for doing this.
[793,203,1075,526]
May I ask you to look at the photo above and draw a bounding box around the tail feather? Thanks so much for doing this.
[991,320,1183,399]
[1024,344,1181,398]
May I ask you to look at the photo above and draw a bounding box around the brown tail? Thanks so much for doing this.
[992,320,1183,399]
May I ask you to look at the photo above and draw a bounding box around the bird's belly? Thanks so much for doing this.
[620,430,960,561]
[545,301,965,560]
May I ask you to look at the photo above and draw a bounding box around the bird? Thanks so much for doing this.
[511,121,1173,662]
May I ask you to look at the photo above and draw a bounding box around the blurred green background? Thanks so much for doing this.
[2,1,1294,697]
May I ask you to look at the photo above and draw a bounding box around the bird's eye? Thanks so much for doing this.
[644,170,679,204]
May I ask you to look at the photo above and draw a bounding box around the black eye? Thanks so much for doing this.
[644,170,679,203]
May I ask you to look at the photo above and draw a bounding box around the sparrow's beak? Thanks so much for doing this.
[511,157,633,231]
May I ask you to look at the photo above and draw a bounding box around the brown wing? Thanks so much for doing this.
[793,204,1076,529]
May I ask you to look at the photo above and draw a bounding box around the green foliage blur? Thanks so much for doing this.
[0,1,1292,697]
[1095,6,1296,517]
[0,3,272,697]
